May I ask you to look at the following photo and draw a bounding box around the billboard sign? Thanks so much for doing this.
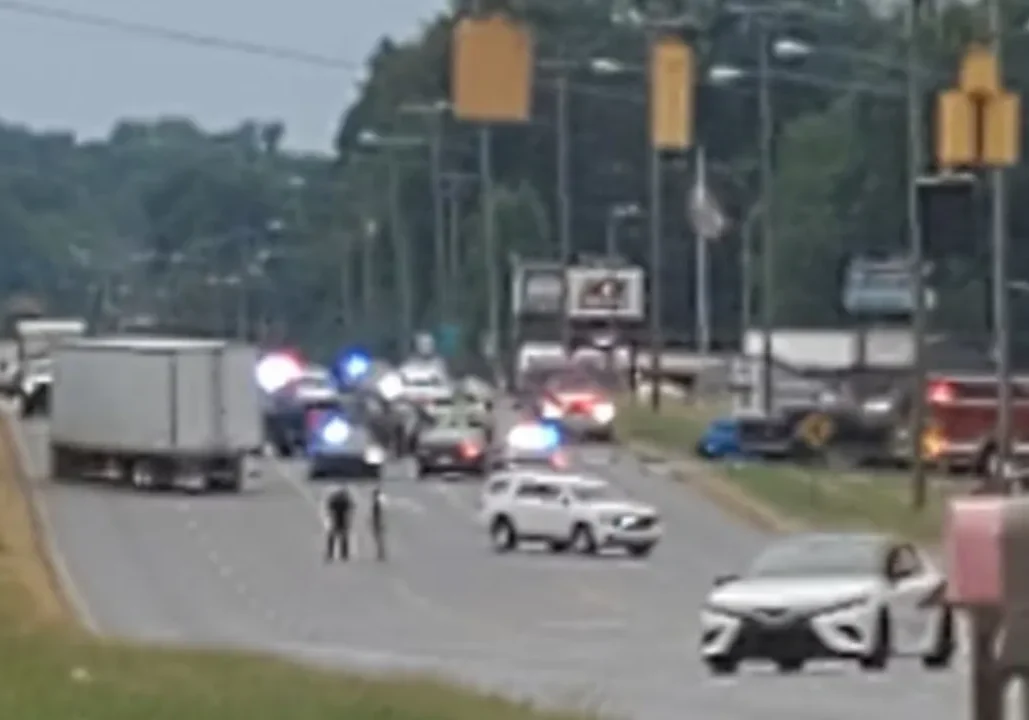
[511,263,565,317]
[841,257,916,317]
[566,266,644,320]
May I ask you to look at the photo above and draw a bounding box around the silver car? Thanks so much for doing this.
[700,532,954,675]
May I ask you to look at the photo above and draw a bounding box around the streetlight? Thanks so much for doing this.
[399,100,451,326]
[357,129,427,349]
[441,172,479,326]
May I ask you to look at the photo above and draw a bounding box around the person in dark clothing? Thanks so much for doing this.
[324,485,354,561]
[369,486,387,561]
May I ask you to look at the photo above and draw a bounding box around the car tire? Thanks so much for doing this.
[704,656,739,676]
[570,523,598,555]
[490,516,517,553]
[775,657,805,674]
[859,610,891,672]
[922,609,955,670]
[626,542,654,558]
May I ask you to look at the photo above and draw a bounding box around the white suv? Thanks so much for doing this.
[480,472,661,557]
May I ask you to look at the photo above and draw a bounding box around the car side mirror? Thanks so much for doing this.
[713,573,739,587]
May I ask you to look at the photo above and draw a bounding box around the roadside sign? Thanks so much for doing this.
[566,265,644,320]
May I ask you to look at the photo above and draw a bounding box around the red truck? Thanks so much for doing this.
[916,374,1029,474]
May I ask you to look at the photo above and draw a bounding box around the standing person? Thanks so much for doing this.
[324,485,354,562]
[369,485,387,561]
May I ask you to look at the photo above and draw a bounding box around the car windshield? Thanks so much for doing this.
[570,483,614,502]
[747,535,883,578]
[711,419,736,432]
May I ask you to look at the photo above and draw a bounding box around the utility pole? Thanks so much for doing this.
[430,116,448,325]
[387,155,413,348]
[908,0,929,509]
[479,126,501,380]
[556,70,573,353]
[361,219,378,341]
[758,20,776,418]
[989,0,1012,495]
[648,145,664,410]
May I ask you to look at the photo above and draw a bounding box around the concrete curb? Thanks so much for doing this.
[626,439,801,535]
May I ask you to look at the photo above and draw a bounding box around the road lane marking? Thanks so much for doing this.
[5,412,100,634]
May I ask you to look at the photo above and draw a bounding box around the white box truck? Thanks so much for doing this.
[50,337,262,493]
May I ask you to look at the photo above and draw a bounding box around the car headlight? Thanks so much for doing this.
[364,446,386,464]
[591,402,615,423]
[811,596,872,615]
[702,603,745,619]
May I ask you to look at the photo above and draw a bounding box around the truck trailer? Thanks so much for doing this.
[50,336,262,493]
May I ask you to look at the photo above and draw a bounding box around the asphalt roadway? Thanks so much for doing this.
[13,414,974,720]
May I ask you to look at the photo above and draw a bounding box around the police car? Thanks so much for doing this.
[305,404,388,480]
[493,421,568,471]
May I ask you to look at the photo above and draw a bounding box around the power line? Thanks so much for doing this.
[0,0,363,70]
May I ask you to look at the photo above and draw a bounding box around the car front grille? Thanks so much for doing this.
[732,617,826,658]
[624,516,657,530]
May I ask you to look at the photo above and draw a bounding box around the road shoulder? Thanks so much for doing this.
[0,413,74,631]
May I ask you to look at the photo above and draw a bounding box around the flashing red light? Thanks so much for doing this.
[927,381,956,404]
[459,440,481,459]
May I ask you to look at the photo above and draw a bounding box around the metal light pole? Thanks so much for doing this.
[360,219,378,326]
[400,101,450,325]
[479,125,501,380]
[556,70,573,353]
[989,0,1012,495]
[386,153,413,348]
[649,147,664,411]
[758,21,776,418]
[907,0,929,509]
[430,119,448,323]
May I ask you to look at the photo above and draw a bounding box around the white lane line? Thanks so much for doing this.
[427,483,479,521]
[5,413,100,634]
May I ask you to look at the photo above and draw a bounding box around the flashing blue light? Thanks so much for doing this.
[344,353,370,378]
[320,417,351,445]
[334,349,370,385]
[507,422,561,451]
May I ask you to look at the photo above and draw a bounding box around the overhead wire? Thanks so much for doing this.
[0,0,363,70]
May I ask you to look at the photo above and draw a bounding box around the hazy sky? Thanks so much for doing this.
[0,1,447,153]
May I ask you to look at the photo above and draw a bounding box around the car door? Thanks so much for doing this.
[533,482,570,536]
[883,543,944,654]
[510,478,549,535]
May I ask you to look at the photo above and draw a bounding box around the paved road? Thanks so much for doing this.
[13,415,971,719]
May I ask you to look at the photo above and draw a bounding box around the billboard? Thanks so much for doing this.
[566,266,644,320]
[841,257,916,317]
[511,264,565,317]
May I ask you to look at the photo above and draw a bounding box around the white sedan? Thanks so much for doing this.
[700,532,954,675]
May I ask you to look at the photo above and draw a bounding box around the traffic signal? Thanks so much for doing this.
[649,35,695,150]
[917,173,979,260]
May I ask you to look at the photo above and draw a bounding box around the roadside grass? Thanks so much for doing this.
[615,399,948,544]
[0,421,595,720]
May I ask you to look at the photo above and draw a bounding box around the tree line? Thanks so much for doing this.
[5,0,1029,360]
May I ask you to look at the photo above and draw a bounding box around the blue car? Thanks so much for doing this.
[695,418,745,459]
[696,415,798,461]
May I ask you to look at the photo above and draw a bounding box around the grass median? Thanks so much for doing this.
[0,421,592,720]
[615,399,947,544]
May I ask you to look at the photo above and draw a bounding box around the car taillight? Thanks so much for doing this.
[550,451,568,469]
[460,441,481,459]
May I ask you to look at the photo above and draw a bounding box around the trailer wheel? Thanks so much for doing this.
[130,461,157,491]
